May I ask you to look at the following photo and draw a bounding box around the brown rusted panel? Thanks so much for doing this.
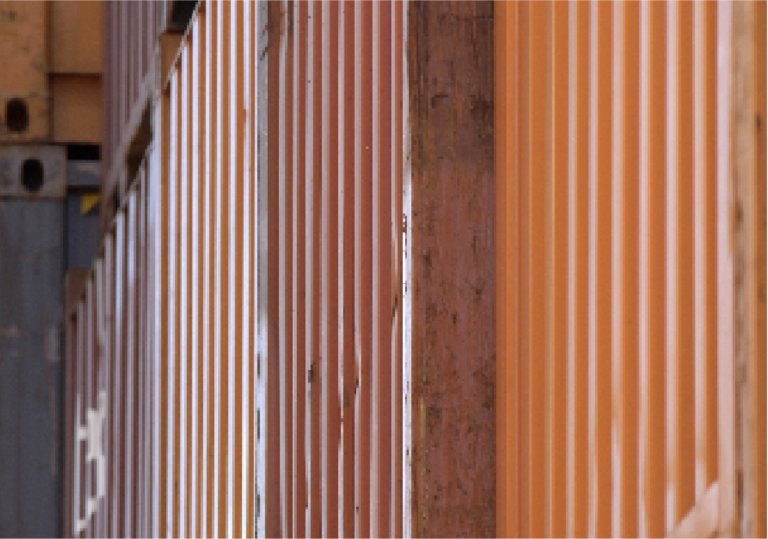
[104,234,116,539]
[265,1,407,535]
[408,2,496,537]
[136,170,148,538]
[339,3,357,536]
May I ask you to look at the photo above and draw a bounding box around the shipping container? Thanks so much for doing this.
[63,1,764,537]
[101,1,155,205]
[0,2,102,536]
[65,0,495,538]
[495,1,766,537]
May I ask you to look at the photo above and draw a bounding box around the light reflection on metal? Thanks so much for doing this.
[495,1,764,537]
[70,0,411,534]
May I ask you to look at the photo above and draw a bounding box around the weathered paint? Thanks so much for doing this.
[407,2,496,537]
[50,1,103,145]
[68,1,495,537]
[265,2,407,535]
[0,145,67,199]
[495,1,765,537]
[64,163,154,538]
[0,0,50,142]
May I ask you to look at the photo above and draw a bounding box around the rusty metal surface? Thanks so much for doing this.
[65,1,502,537]
[407,3,496,537]
[0,198,64,537]
[494,1,767,537]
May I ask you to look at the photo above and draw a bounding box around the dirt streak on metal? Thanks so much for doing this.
[408,2,495,537]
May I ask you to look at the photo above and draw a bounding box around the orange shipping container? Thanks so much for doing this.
[495,1,766,537]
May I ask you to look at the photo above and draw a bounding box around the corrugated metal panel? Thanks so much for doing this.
[495,1,764,537]
[62,156,154,538]
[102,1,157,217]
[68,1,475,535]
[151,2,261,535]
[264,1,406,536]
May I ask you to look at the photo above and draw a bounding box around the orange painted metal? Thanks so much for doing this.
[50,1,103,145]
[0,0,50,142]
[155,2,260,534]
[729,2,767,536]
[493,1,750,537]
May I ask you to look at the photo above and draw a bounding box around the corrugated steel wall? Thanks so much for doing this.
[152,2,263,536]
[495,1,765,537]
[65,156,152,538]
[264,1,406,536]
[67,1,411,537]
[102,1,156,193]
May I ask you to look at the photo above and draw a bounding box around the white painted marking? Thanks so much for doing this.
[75,391,108,534]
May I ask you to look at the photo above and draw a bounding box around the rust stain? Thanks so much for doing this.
[408,2,495,537]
